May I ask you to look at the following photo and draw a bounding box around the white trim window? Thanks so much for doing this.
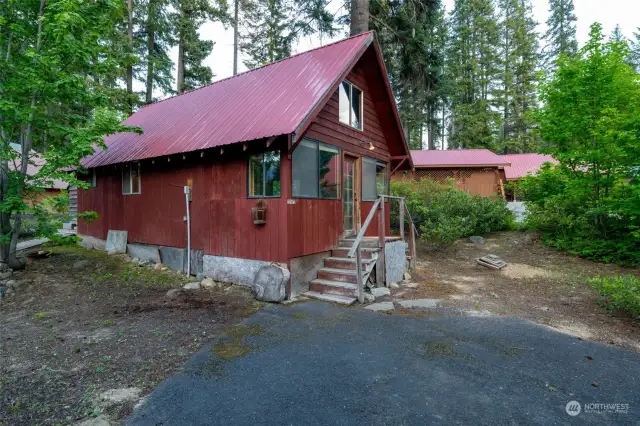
[339,80,363,130]
[122,162,141,195]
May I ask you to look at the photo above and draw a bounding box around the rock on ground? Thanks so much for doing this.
[183,282,201,290]
[365,302,394,312]
[72,260,91,269]
[364,292,375,303]
[166,289,181,299]
[389,282,400,289]
[398,299,440,309]
[252,265,288,302]
[403,272,412,282]
[200,278,216,289]
[469,236,485,244]
[370,287,391,298]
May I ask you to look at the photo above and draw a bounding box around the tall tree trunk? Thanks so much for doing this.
[176,3,185,93]
[7,0,47,269]
[233,0,239,75]
[126,0,133,114]
[350,0,369,36]
[145,2,155,104]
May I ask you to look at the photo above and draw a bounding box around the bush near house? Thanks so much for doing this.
[391,179,513,246]
[518,24,640,267]
[589,275,640,319]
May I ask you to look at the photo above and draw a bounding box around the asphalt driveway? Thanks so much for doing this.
[128,302,639,425]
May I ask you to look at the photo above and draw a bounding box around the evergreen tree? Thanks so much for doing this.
[240,0,335,69]
[447,0,501,150]
[175,0,229,93]
[610,24,626,43]
[370,0,447,150]
[542,0,578,73]
[240,0,295,68]
[135,0,176,103]
[630,28,640,72]
[498,0,539,153]
[350,0,370,35]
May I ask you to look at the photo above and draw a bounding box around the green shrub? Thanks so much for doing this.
[589,275,640,318]
[391,179,513,246]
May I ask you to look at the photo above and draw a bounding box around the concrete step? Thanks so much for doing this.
[324,257,374,271]
[317,267,358,284]
[309,279,358,296]
[331,247,378,259]
[337,238,380,249]
[303,291,357,305]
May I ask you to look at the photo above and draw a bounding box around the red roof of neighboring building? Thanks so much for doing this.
[83,32,397,168]
[410,149,510,168]
[502,153,557,180]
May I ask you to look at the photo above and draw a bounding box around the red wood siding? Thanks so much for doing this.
[289,51,396,258]
[287,199,342,259]
[78,143,289,263]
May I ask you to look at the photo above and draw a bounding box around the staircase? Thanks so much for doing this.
[303,237,380,305]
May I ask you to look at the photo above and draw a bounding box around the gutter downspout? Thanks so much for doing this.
[184,185,191,276]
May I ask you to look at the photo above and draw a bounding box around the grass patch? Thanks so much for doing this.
[211,324,264,361]
[589,275,640,318]
[424,341,474,360]
[33,312,50,320]
[291,312,307,319]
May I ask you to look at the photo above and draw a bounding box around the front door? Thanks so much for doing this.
[343,154,359,237]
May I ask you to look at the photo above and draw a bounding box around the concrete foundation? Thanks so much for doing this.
[203,255,288,288]
[190,249,204,275]
[289,251,329,298]
[105,230,128,254]
[78,235,106,251]
[160,246,187,273]
[127,244,161,264]
[385,241,407,285]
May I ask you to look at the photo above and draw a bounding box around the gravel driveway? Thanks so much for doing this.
[128,301,640,425]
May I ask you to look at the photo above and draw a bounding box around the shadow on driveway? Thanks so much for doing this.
[128,302,639,425]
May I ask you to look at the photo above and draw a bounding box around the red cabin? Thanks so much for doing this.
[78,32,413,303]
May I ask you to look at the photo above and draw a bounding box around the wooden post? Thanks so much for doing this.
[399,198,405,242]
[355,244,364,303]
[377,197,386,286]
[409,222,417,270]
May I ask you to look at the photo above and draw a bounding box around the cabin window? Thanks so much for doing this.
[292,138,340,199]
[122,162,141,195]
[90,169,97,188]
[339,81,363,130]
[248,151,281,197]
[362,157,388,201]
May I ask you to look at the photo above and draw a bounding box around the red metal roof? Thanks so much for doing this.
[411,149,510,168]
[502,153,556,180]
[83,32,374,168]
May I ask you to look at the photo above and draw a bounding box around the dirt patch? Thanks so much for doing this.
[0,246,258,426]
[399,231,640,352]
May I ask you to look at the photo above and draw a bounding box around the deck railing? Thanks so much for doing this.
[346,195,417,303]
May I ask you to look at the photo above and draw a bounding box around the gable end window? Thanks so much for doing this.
[122,162,141,195]
[248,151,281,197]
[339,81,363,130]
